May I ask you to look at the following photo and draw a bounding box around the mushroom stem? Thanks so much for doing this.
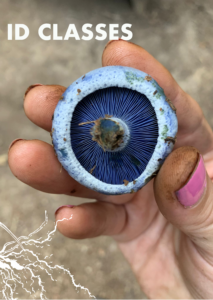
[91,117,130,152]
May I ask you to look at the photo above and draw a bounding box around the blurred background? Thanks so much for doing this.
[0,0,213,298]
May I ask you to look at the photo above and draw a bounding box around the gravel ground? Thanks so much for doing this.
[0,0,213,298]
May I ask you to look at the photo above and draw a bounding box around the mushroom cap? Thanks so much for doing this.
[52,66,178,195]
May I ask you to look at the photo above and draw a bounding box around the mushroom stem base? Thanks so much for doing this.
[91,117,126,152]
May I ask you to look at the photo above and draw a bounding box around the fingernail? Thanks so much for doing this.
[105,38,126,49]
[8,139,24,152]
[24,84,43,98]
[55,205,75,216]
[175,155,207,207]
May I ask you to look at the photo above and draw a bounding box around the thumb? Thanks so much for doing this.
[154,146,213,257]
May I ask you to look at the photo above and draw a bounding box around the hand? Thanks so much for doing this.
[8,40,213,298]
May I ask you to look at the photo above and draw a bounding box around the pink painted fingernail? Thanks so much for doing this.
[24,83,43,98]
[175,155,207,207]
[8,138,24,152]
[104,38,127,49]
[55,205,75,216]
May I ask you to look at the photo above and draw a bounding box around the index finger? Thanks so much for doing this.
[102,40,213,155]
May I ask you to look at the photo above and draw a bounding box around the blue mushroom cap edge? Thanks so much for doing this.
[52,66,178,195]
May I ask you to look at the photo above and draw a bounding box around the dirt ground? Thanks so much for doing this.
[0,0,213,298]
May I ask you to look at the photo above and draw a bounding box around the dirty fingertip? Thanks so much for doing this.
[154,146,200,213]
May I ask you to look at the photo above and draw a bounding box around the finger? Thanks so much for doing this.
[154,146,213,260]
[102,40,213,154]
[8,139,132,203]
[24,84,66,131]
[55,201,126,239]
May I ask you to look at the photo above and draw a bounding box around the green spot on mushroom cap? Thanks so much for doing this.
[161,125,168,139]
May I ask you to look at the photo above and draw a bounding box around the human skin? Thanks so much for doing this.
[8,40,213,298]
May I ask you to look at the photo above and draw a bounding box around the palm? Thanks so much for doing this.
[118,186,189,299]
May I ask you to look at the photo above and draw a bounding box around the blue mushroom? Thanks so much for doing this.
[52,66,178,195]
